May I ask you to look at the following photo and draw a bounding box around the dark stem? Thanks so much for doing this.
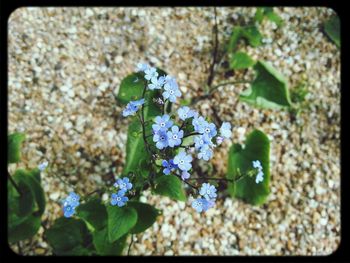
[207,7,219,87]
[187,174,245,183]
[17,242,23,255]
[127,234,134,255]
[8,171,22,195]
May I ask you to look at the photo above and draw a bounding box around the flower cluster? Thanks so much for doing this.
[252,160,264,184]
[111,177,133,207]
[61,192,80,218]
[136,63,182,103]
[192,183,217,213]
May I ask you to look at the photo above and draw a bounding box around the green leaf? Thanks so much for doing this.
[255,7,283,27]
[227,130,270,205]
[8,215,41,243]
[76,198,107,231]
[241,25,263,47]
[116,72,146,105]
[254,8,265,23]
[227,27,242,53]
[45,217,93,255]
[230,51,256,70]
[240,60,293,109]
[107,206,137,243]
[93,228,127,255]
[8,132,25,164]
[324,15,340,48]
[128,201,160,234]
[154,175,186,201]
[265,11,283,27]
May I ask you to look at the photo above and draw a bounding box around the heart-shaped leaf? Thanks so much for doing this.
[8,133,25,164]
[77,198,107,231]
[107,206,137,243]
[154,175,186,201]
[128,201,160,234]
[324,15,340,48]
[240,60,293,109]
[227,129,270,205]
[230,51,256,70]
[93,228,127,255]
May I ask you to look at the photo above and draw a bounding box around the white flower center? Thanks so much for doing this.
[207,190,211,194]
[170,90,174,94]
[180,160,184,164]
[121,183,125,188]
[183,114,187,118]
[173,135,178,139]
[160,123,165,127]
[116,197,121,201]
[160,136,165,140]
[205,128,210,133]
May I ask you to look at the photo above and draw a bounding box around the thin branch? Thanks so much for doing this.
[127,234,134,255]
[207,7,219,87]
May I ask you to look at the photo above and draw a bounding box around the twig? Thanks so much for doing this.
[127,234,134,255]
[207,7,219,87]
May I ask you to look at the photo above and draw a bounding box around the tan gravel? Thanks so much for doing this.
[8,7,340,255]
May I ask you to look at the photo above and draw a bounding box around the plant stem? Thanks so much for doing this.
[8,171,22,195]
[187,174,245,183]
[127,234,134,255]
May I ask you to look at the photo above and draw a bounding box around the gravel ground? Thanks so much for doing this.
[8,7,340,255]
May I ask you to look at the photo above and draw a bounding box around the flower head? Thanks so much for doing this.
[177,106,195,121]
[110,190,129,207]
[163,78,181,103]
[192,116,207,132]
[38,161,48,171]
[255,170,264,184]
[167,125,184,147]
[162,159,178,175]
[181,171,190,180]
[252,160,262,170]
[194,135,213,150]
[198,144,213,161]
[173,151,192,171]
[62,192,80,218]
[122,99,145,117]
[220,122,232,139]
[144,67,158,81]
[148,76,166,90]
[191,198,210,213]
[198,122,217,138]
[152,114,173,133]
[199,183,217,200]
[114,177,132,191]
[136,63,150,72]
[153,130,169,149]
[63,204,76,218]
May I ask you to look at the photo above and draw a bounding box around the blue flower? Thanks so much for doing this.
[122,99,145,117]
[162,159,178,175]
[177,106,195,121]
[163,78,181,103]
[181,171,190,180]
[63,204,76,218]
[198,122,217,138]
[148,76,166,90]
[64,192,80,208]
[62,192,80,218]
[167,125,184,147]
[199,183,217,200]
[216,136,224,145]
[136,63,150,72]
[113,177,133,191]
[220,122,232,139]
[173,151,192,171]
[197,144,213,161]
[255,170,264,184]
[192,116,207,132]
[152,114,173,133]
[252,160,262,170]
[110,190,129,207]
[153,130,169,149]
[38,161,48,171]
[194,135,212,150]
[191,198,210,213]
[144,67,158,81]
